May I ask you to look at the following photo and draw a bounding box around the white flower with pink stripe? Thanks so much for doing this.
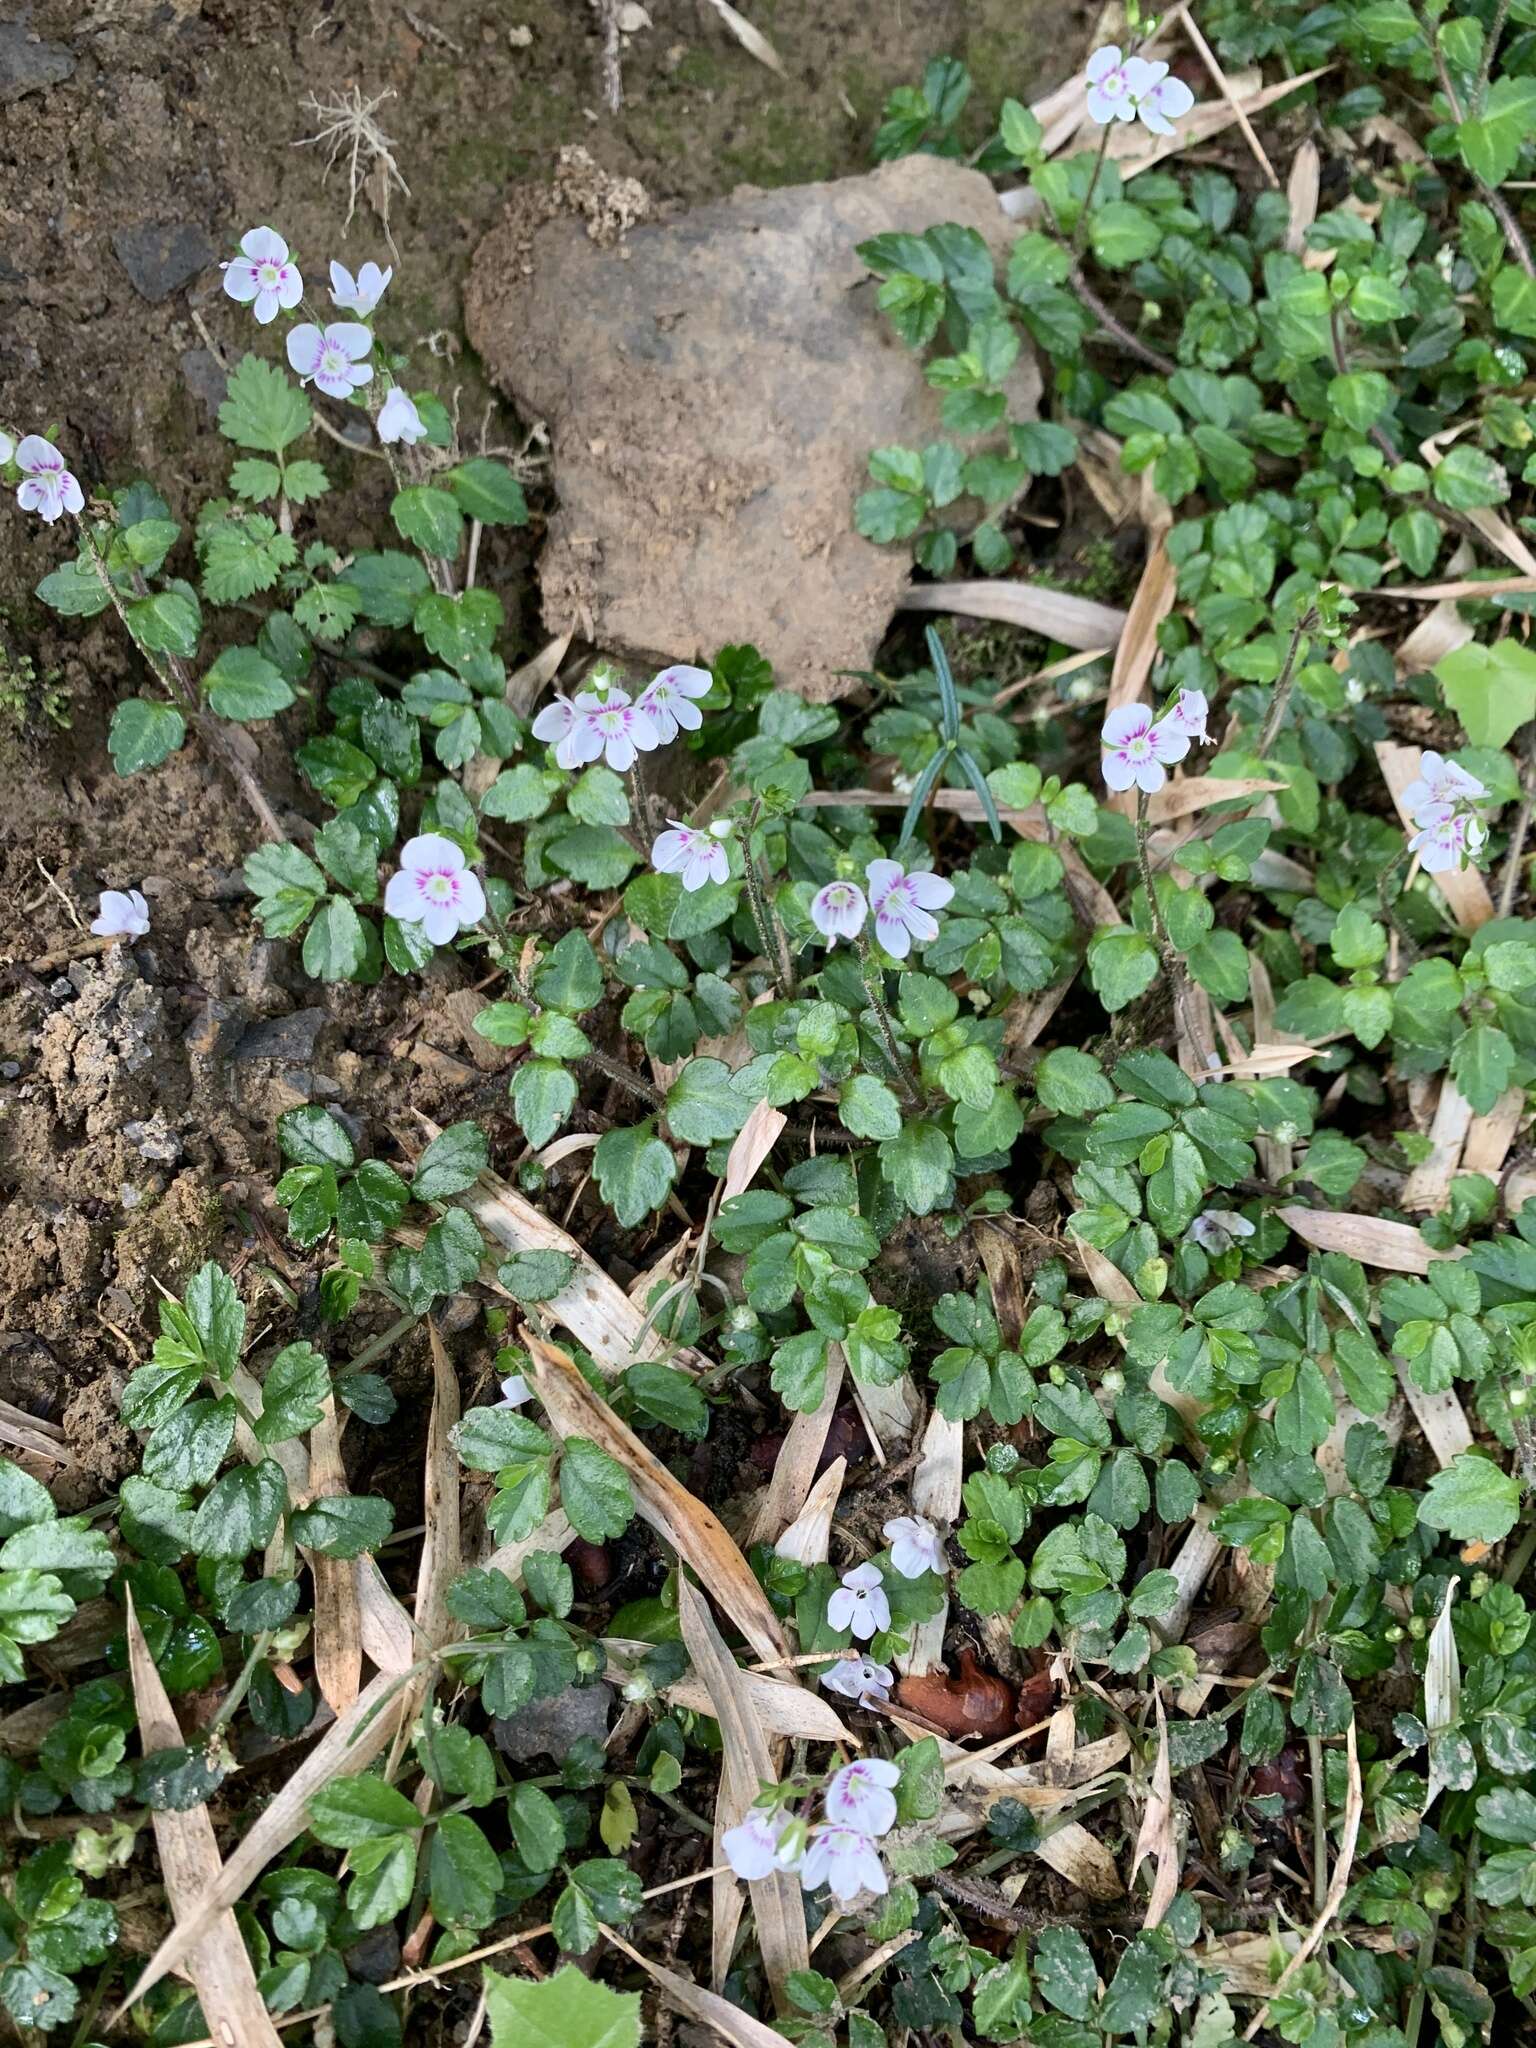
[15,436,83,523]
[652,819,731,892]
[221,226,302,324]
[383,833,486,945]
[564,687,660,773]
[866,858,953,960]
[1101,703,1190,794]
[286,322,374,401]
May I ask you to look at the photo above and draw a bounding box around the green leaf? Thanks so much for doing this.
[186,1261,245,1376]
[879,1121,954,1216]
[204,645,294,722]
[1089,200,1162,267]
[245,841,326,935]
[392,485,464,557]
[430,1813,503,1928]
[218,352,312,454]
[1035,1926,1097,2020]
[277,1105,356,1168]
[1451,1023,1516,1114]
[411,1120,489,1202]
[309,1774,422,1845]
[348,550,432,627]
[199,510,297,601]
[665,1059,749,1145]
[1459,75,1536,188]
[1493,263,1536,337]
[444,459,529,525]
[415,588,504,671]
[593,1121,677,1228]
[1036,1047,1114,1115]
[454,1405,552,1471]
[838,1073,903,1139]
[482,764,554,822]
[108,697,186,776]
[1436,637,1536,748]
[0,1517,114,1575]
[482,1965,641,2048]
[188,1460,288,1559]
[0,1459,55,1542]
[497,1250,576,1303]
[36,555,112,617]
[1088,927,1159,1011]
[560,1438,635,1544]
[536,931,604,1014]
[291,1493,395,1559]
[512,1061,579,1149]
[1419,1453,1521,1544]
[255,1342,332,1442]
[1432,444,1509,511]
[303,898,368,982]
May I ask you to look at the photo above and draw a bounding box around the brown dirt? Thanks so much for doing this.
[0,0,1084,1450]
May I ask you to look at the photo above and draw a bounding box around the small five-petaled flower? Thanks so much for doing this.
[1099,689,1211,794]
[1401,750,1489,873]
[91,887,151,939]
[1188,1208,1255,1257]
[651,818,733,892]
[377,387,427,446]
[819,1654,893,1704]
[329,258,393,316]
[826,1561,891,1640]
[14,436,84,524]
[882,1514,946,1579]
[221,226,303,324]
[287,323,374,401]
[1085,45,1195,134]
[383,833,486,945]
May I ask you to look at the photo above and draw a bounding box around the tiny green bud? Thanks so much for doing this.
[1385,1623,1405,1643]
[576,1646,602,1675]
[1407,1613,1427,1641]
[1470,1571,1491,1599]
[1101,1367,1125,1397]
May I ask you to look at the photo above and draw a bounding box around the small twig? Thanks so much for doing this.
[592,0,624,111]
[1071,264,1178,374]
[1255,606,1319,757]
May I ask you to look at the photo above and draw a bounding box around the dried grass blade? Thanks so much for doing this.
[1274,1203,1461,1274]
[415,1321,462,1661]
[483,1505,575,1582]
[604,1925,790,2048]
[1463,1086,1524,1176]
[1131,1694,1180,1927]
[1106,532,1177,716]
[306,1395,362,1714]
[747,1345,846,1547]
[418,1118,711,1375]
[1422,1580,1460,1816]
[524,1330,789,1663]
[504,627,575,716]
[723,1097,788,1201]
[1377,572,1536,601]
[898,1408,965,1679]
[124,1597,285,2048]
[1147,776,1283,822]
[1401,1080,1476,1210]
[898,578,1128,650]
[118,1658,411,2016]
[678,1576,809,2009]
[700,0,784,73]
[1174,2,1279,183]
[1397,1367,1473,1467]
[652,1662,855,1744]
[1284,139,1320,249]
[1107,66,1333,177]
[848,1371,917,1462]
[1376,740,1496,931]
[774,1457,846,1566]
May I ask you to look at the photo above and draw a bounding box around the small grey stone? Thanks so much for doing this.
[0,22,73,104]
[122,1117,184,1165]
[233,1008,329,1064]
[112,222,216,304]
[493,1679,613,1762]
[0,1061,19,1080]
[180,348,228,415]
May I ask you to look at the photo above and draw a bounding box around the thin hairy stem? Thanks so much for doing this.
[856,936,923,1109]
[1255,607,1319,758]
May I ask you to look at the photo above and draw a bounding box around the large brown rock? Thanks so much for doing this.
[466,156,1037,700]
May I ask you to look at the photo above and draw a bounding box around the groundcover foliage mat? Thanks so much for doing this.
[8,1,1536,2042]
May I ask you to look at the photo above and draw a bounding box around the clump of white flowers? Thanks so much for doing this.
[723,1755,904,1903]
[1085,45,1195,134]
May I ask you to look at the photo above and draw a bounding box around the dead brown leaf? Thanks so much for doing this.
[1130,1694,1179,1928]
[898,578,1129,650]
[305,1396,362,1715]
